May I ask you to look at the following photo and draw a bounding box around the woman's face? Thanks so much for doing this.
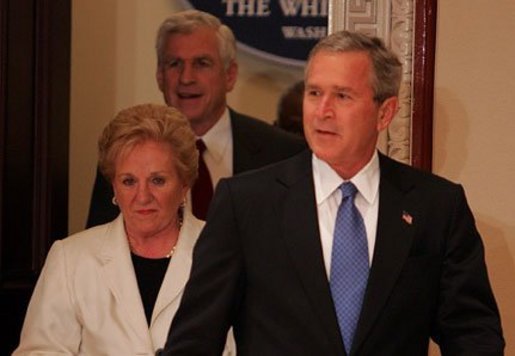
[112,140,188,239]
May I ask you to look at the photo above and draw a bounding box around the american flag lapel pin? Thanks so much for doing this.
[402,211,413,225]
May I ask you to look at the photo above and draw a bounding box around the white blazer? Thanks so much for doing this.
[13,212,235,355]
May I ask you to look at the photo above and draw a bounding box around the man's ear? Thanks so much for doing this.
[156,67,164,92]
[377,96,399,131]
[225,61,238,92]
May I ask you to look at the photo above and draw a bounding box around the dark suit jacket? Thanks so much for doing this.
[86,109,306,227]
[160,150,504,356]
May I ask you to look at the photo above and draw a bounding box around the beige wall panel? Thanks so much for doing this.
[434,1,515,353]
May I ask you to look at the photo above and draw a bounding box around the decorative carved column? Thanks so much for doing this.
[328,0,435,169]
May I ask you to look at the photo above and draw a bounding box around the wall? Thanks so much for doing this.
[71,0,514,352]
[433,0,515,353]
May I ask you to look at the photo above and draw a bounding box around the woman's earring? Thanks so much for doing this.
[112,196,118,206]
[177,198,186,228]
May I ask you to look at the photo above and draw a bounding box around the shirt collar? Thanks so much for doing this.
[313,151,380,205]
[198,108,231,163]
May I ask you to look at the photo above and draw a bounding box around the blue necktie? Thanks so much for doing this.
[330,182,369,354]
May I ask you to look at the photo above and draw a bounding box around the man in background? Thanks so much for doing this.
[86,10,305,225]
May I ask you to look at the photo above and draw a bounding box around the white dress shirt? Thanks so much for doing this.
[183,109,233,216]
[198,108,233,189]
[312,151,380,277]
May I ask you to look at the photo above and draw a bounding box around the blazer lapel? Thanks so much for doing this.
[151,212,202,324]
[279,151,345,355]
[352,155,418,354]
[97,216,152,350]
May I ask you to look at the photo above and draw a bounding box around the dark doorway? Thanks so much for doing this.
[0,0,70,354]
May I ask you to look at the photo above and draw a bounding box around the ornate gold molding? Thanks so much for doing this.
[328,0,414,165]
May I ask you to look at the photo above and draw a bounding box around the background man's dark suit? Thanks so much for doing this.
[86,109,306,227]
[161,150,504,355]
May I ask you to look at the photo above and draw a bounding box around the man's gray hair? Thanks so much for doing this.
[155,10,237,70]
[306,30,402,103]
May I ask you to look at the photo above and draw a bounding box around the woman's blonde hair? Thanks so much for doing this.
[98,103,198,187]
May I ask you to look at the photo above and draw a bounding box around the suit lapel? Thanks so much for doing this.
[279,152,345,355]
[230,110,260,174]
[97,217,152,350]
[352,155,418,353]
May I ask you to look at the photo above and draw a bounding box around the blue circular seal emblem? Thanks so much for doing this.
[182,0,328,67]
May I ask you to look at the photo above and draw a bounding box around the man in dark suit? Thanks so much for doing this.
[86,10,305,226]
[159,31,504,355]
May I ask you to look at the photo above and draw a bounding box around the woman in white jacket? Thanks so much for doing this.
[13,104,234,355]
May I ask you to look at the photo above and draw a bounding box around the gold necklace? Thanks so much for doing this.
[127,234,178,259]
[126,214,182,258]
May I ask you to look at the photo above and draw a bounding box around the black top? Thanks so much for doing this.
[131,253,170,326]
